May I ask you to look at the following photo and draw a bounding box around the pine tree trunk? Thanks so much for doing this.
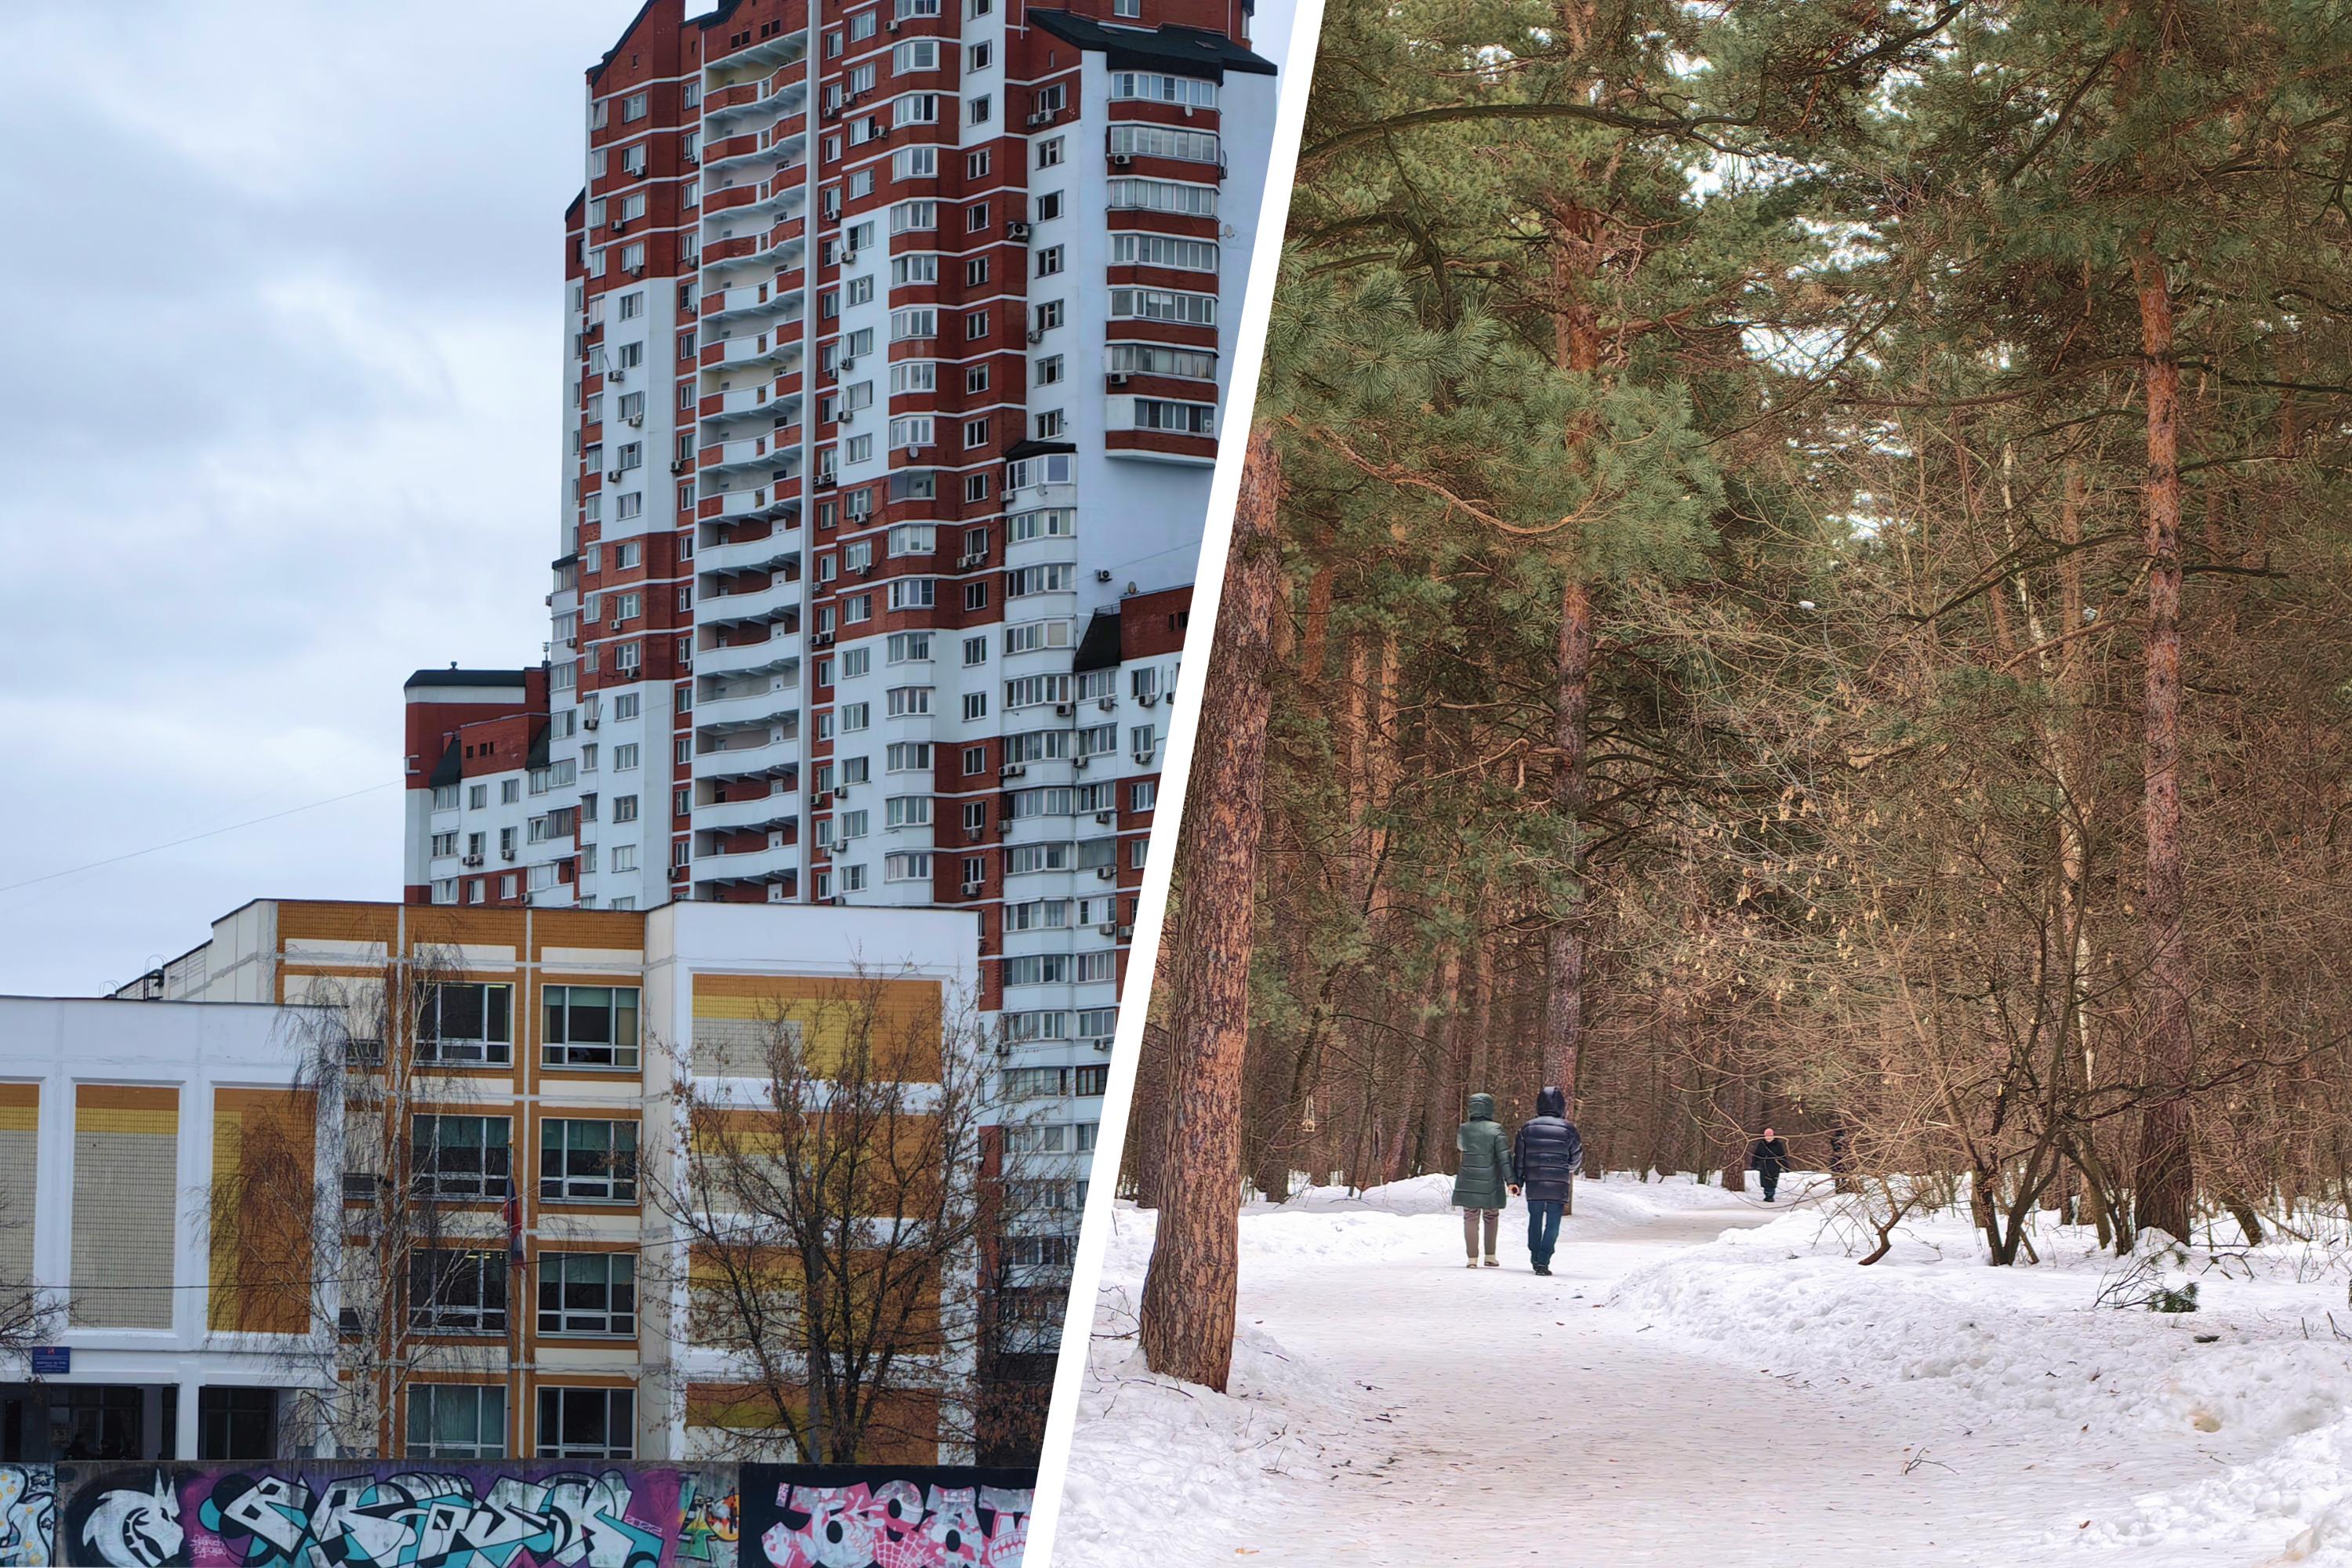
[2128,247,2195,1243]
[1544,575,1592,1097]
[1138,431,1284,1392]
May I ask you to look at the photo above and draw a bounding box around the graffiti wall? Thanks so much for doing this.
[737,1468,1031,1568]
[22,1464,1031,1568]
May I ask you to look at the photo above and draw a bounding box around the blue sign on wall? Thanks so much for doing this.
[26,1348,65,1376]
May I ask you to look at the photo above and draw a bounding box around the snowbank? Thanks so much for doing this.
[1054,1203,1371,1566]
[1610,1202,2352,1560]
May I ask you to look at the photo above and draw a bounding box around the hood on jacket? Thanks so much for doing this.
[1465,1093,1496,1122]
[1536,1085,1568,1119]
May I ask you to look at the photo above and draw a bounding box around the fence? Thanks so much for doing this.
[0,1460,1033,1568]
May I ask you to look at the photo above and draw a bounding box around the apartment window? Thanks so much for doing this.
[1108,339,1219,376]
[468,784,488,810]
[1036,191,1064,221]
[615,742,641,770]
[840,702,871,731]
[430,831,459,858]
[538,1254,636,1337]
[1035,410,1065,439]
[1131,836,1151,868]
[433,783,459,811]
[894,38,940,71]
[543,985,642,1069]
[614,795,640,823]
[964,472,989,503]
[895,93,939,129]
[1036,245,1065,278]
[432,879,458,905]
[1038,136,1065,169]
[891,308,938,342]
[1109,71,1218,107]
[843,644,873,677]
[966,363,989,394]
[840,864,869,893]
[1131,780,1159,811]
[538,1388,633,1461]
[962,691,988,721]
[622,93,648,122]
[409,1250,508,1334]
[965,310,989,340]
[1111,287,1217,325]
[1136,398,1218,434]
[964,582,989,612]
[966,201,990,232]
[1034,299,1065,332]
[968,40,993,71]
[885,852,931,882]
[413,1116,512,1200]
[418,983,514,1065]
[965,256,989,287]
[407,1386,506,1460]
[969,93,992,124]
[887,741,934,771]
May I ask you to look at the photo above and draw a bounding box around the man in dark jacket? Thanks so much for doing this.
[1509,1086,1581,1276]
[1750,1127,1791,1203]
[1450,1092,1511,1267]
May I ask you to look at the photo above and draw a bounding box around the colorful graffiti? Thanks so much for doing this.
[0,1467,55,1568]
[738,1471,1030,1568]
[31,1466,1027,1568]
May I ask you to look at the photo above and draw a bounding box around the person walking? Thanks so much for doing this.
[1450,1092,1511,1268]
[1509,1086,1581,1276]
[1750,1126,1791,1203]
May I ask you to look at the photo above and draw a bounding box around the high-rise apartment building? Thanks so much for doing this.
[398,0,1276,1382]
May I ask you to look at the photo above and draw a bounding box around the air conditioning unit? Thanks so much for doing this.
[1025,111,1052,128]
[671,460,690,474]
[1093,1036,1115,1054]
[1094,809,1115,825]
[840,409,856,425]
[815,475,838,488]
[1007,220,1031,241]
[609,368,627,382]
[1118,924,1134,939]
[966,826,985,842]
[1110,154,1134,168]
[1026,328,1045,344]
[810,791,827,807]
[463,855,485,867]
[1137,692,1159,707]
[957,552,982,568]
[840,249,859,265]
[626,415,644,427]
[1095,568,1114,583]
[613,218,629,233]
[1000,764,1026,779]
[960,880,982,896]
[1106,372,1131,387]
[583,715,601,729]
[887,16,902,28]
[627,266,644,278]
[1096,866,1115,880]
[839,355,856,371]
[1054,702,1073,717]
[1073,756,1090,771]
[1097,922,1118,936]
[1098,697,1116,712]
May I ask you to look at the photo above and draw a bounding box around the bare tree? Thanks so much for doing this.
[210,946,517,1457]
[648,967,1018,1464]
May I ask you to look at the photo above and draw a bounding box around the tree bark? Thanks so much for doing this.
[1138,430,1285,1392]
[2129,245,2196,1243]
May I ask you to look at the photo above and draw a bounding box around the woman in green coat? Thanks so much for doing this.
[1452,1092,1512,1267]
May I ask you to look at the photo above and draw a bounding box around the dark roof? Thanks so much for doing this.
[405,668,529,691]
[1073,608,1123,673]
[428,741,464,789]
[1026,10,1277,78]
[1003,437,1080,461]
[528,724,552,771]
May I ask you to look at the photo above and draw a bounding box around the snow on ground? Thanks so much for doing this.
[1055,1172,2352,1567]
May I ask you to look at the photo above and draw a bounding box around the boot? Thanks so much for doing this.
[1483,1256,1500,1267]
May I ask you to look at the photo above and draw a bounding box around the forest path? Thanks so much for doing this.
[1208,1188,2242,1567]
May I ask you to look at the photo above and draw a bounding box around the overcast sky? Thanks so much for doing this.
[0,1,1299,997]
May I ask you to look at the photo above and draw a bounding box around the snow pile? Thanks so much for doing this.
[1610,1201,2352,1559]
[1054,1203,1369,1566]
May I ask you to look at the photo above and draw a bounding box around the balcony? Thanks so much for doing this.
[702,281,805,323]
[699,521,798,575]
[695,840,801,885]
[701,384,792,420]
[702,431,796,474]
[694,728,800,781]
[695,676,799,731]
[703,330,800,375]
[696,626,800,680]
[696,789,800,833]
[699,573,800,628]
[703,480,802,524]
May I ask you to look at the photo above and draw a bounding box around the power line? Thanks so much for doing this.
[0,781,400,898]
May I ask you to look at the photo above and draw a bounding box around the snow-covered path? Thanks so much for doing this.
[1059,1177,2352,1566]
